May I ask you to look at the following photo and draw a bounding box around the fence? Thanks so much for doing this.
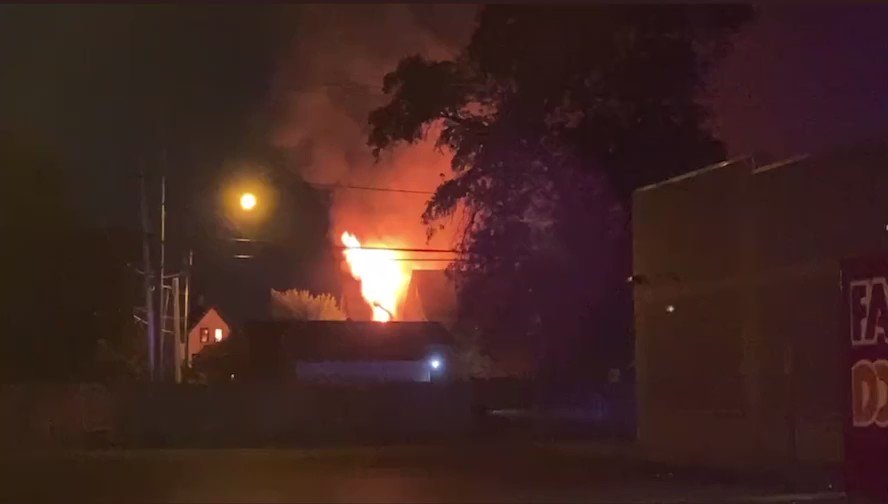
[0,381,472,450]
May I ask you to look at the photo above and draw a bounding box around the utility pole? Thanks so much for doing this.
[157,173,167,381]
[172,276,182,383]
[183,249,193,370]
[139,167,157,381]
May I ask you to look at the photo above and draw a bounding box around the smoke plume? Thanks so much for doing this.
[270,5,477,256]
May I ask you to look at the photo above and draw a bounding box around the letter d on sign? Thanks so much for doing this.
[876,360,888,427]
[853,360,879,427]
[852,359,888,427]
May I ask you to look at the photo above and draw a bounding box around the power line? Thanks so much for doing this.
[340,245,461,254]
[321,81,381,91]
[229,237,462,254]
[305,181,435,195]
[391,258,466,262]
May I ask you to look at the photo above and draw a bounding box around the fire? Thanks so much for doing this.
[340,231,411,322]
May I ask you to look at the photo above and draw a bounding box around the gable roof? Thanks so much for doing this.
[245,320,454,362]
[401,269,458,323]
[188,306,231,332]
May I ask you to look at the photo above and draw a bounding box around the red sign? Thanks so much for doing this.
[844,256,888,500]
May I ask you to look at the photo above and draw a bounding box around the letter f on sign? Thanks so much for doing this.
[850,280,870,346]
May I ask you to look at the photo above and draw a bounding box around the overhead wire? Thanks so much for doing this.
[228,237,462,254]
[305,181,435,195]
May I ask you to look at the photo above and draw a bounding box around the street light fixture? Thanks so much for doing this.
[240,192,257,211]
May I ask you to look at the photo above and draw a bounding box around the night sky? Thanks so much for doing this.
[0,5,288,227]
[708,4,888,160]
[3,4,888,319]
[4,4,888,225]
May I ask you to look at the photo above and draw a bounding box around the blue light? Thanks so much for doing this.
[429,357,442,370]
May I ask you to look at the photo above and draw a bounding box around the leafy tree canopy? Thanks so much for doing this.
[270,289,346,321]
[368,5,753,371]
[370,5,752,205]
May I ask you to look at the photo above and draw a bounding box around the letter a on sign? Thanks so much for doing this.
[843,256,888,501]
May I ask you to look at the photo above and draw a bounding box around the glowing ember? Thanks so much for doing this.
[340,231,411,322]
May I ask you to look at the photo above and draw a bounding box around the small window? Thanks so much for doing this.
[200,327,209,343]
[214,328,223,342]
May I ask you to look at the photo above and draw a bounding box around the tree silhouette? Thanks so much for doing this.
[368,5,753,376]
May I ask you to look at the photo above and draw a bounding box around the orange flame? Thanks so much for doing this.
[340,231,411,322]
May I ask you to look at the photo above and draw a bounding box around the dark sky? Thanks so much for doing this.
[4,4,888,321]
[0,5,288,227]
[3,4,888,227]
[708,4,888,160]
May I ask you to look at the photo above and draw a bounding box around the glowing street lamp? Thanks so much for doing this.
[240,192,257,211]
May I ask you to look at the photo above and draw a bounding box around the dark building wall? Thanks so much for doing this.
[633,159,762,466]
[633,140,888,467]
[294,360,434,383]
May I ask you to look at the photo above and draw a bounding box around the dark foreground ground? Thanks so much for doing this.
[0,442,845,503]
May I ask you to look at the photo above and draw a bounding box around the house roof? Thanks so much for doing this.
[245,320,454,362]
[401,269,458,323]
[188,306,231,332]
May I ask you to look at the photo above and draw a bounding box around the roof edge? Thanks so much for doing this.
[634,156,753,194]
[750,153,810,174]
[189,306,231,332]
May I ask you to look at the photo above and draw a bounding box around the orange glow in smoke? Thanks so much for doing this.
[340,231,411,322]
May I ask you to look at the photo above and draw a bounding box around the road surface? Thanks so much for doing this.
[0,443,844,503]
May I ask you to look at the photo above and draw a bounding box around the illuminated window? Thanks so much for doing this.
[200,327,209,343]
[214,328,223,342]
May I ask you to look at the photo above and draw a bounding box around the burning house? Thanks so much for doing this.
[401,269,458,326]
[336,230,458,324]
